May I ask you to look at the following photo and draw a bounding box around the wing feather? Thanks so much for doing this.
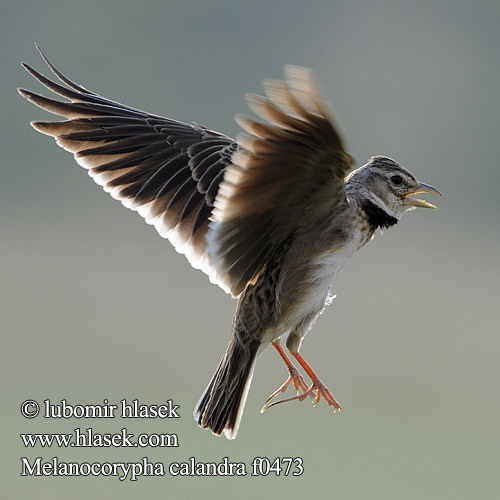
[20,48,354,298]
[19,47,237,294]
[207,66,353,295]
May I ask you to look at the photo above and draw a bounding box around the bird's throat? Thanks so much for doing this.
[360,200,398,230]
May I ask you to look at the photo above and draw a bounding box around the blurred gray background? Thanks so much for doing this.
[2,0,499,498]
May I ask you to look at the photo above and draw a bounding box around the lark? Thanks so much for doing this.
[19,46,442,439]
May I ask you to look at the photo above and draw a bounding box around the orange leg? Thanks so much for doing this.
[262,346,342,413]
[291,351,342,411]
[260,342,310,413]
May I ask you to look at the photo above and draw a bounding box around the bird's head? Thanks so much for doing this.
[346,156,442,221]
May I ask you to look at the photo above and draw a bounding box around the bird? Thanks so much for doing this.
[19,45,442,440]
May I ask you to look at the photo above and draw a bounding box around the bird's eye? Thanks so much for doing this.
[391,175,403,185]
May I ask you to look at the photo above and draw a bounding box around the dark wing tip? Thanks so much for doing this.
[16,87,37,101]
[21,61,42,79]
[17,87,31,99]
[35,43,54,72]
[31,44,92,95]
[34,43,51,70]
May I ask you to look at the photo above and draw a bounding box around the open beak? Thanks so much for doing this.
[404,182,443,210]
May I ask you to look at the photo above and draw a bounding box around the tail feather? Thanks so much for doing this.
[194,338,260,439]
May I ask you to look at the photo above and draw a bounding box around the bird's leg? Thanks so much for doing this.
[262,349,342,412]
[290,351,342,411]
[260,341,310,413]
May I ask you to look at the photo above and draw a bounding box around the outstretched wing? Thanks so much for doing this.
[20,48,353,298]
[19,46,238,294]
[208,65,354,295]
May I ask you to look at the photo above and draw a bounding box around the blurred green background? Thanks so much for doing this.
[2,0,499,498]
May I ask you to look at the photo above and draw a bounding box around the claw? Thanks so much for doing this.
[291,352,342,411]
[263,342,342,413]
[262,377,342,412]
[260,366,311,413]
[262,392,311,411]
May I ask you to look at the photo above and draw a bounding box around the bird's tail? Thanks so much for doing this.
[194,337,260,439]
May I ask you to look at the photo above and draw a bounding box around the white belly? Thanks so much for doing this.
[286,233,363,331]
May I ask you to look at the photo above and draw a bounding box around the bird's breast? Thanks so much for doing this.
[276,228,365,333]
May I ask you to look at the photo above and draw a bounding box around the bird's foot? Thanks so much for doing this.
[262,375,342,412]
[291,351,342,411]
[260,365,310,413]
[308,377,342,411]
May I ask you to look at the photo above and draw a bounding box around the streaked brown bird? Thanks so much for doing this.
[19,46,442,439]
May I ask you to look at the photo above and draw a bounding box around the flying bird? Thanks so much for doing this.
[19,46,442,439]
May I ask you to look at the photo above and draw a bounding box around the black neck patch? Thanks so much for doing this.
[361,200,398,230]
